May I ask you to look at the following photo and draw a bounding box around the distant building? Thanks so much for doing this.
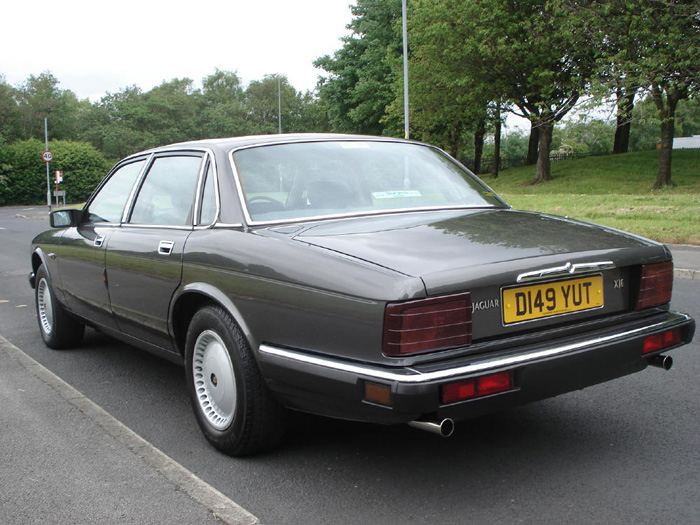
[673,135,700,149]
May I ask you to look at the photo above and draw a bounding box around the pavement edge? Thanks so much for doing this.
[0,334,260,525]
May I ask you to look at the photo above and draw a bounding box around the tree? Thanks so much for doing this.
[493,2,595,183]
[612,88,636,154]
[85,79,204,158]
[407,1,595,184]
[200,69,251,138]
[244,75,287,134]
[406,0,497,165]
[141,78,203,145]
[629,96,700,152]
[552,116,615,155]
[15,72,84,141]
[314,0,402,135]
[569,0,700,187]
[87,86,151,159]
[0,76,21,143]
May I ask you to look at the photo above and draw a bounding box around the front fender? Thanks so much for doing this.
[30,248,51,288]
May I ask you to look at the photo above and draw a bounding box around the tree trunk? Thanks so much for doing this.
[533,122,554,184]
[654,114,675,188]
[473,118,485,174]
[613,89,635,154]
[526,123,539,165]
[652,84,682,189]
[491,114,501,178]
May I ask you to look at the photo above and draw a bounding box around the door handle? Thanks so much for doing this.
[158,241,175,255]
[94,236,105,247]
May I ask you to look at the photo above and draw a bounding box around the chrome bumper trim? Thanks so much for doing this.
[259,312,692,385]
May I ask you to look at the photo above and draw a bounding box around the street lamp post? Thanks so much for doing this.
[402,0,409,140]
[278,76,282,134]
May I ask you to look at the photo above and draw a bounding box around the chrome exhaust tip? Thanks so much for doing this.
[648,354,673,371]
[408,418,455,437]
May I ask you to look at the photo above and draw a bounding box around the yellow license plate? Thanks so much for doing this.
[502,275,604,325]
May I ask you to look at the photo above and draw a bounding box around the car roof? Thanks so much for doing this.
[134,133,413,156]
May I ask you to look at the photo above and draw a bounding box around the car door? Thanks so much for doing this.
[105,153,205,351]
[57,158,147,330]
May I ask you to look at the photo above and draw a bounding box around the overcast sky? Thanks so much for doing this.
[1,0,357,100]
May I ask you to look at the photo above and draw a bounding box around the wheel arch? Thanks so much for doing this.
[31,248,49,275]
[170,283,255,358]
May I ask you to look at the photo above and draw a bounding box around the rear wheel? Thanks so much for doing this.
[185,305,287,456]
[34,265,85,349]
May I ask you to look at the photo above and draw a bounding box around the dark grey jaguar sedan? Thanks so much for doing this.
[29,134,695,456]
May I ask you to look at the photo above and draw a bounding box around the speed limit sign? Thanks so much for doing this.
[42,150,53,162]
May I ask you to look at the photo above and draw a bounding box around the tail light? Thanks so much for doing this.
[643,327,682,354]
[441,371,514,404]
[383,293,472,356]
[636,262,673,310]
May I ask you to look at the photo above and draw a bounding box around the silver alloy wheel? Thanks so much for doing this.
[37,277,54,336]
[192,329,236,430]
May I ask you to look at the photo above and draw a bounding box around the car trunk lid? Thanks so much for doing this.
[291,209,670,340]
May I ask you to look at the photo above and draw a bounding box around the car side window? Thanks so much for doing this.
[85,160,146,224]
[198,162,217,225]
[129,155,203,226]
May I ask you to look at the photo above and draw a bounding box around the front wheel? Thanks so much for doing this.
[34,265,85,349]
[184,305,287,456]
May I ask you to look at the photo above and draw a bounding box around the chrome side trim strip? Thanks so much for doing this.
[259,313,691,384]
[517,261,615,283]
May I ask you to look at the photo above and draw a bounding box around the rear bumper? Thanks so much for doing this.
[257,311,695,425]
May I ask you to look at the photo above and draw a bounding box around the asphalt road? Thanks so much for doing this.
[1,206,699,524]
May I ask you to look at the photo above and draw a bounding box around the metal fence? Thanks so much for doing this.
[461,151,610,175]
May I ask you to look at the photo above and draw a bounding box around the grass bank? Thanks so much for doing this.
[484,149,700,245]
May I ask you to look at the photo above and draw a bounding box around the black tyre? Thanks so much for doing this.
[34,265,85,349]
[185,305,287,456]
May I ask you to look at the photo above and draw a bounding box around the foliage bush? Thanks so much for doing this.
[0,139,110,205]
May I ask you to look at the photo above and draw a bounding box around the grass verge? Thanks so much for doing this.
[484,149,700,245]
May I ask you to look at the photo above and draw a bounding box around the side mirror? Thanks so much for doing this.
[50,209,82,228]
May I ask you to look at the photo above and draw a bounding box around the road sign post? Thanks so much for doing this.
[54,170,63,206]
[44,118,51,213]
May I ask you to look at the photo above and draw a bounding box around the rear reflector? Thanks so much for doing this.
[643,327,682,354]
[384,293,472,356]
[636,262,673,310]
[441,371,514,405]
[364,382,392,406]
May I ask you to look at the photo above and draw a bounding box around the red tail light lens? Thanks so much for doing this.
[383,293,472,356]
[441,371,514,404]
[636,262,673,310]
[643,327,682,354]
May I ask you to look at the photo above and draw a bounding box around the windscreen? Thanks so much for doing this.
[232,141,506,222]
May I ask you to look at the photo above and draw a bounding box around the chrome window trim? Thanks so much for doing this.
[245,205,500,228]
[81,155,150,226]
[212,223,245,229]
[120,223,194,231]
[228,139,507,227]
[193,150,221,228]
[122,148,213,227]
[120,154,154,224]
[259,313,692,385]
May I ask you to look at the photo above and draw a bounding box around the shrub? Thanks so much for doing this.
[0,139,110,205]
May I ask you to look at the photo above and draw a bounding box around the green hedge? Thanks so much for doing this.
[0,139,110,205]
